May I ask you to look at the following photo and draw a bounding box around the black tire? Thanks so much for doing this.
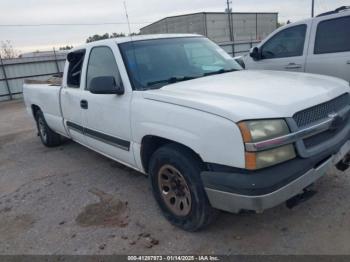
[35,110,62,147]
[149,143,219,231]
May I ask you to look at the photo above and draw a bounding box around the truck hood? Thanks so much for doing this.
[143,70,350,122]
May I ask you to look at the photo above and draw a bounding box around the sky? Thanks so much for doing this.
[0,0,349,53]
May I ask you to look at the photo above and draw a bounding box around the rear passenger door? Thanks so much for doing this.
[61,49,87,144]
[306,14,350,82]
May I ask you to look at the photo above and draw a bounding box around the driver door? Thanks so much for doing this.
[249,22,310,72]
[81,45,135,166]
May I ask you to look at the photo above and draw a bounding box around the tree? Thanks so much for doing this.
[86,32,127,43]
[0,40,19,59]
[86,33,110,43]
[110,32,126,38]
[59,45,74,50]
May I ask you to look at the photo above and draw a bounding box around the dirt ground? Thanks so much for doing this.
[0,100,350,255]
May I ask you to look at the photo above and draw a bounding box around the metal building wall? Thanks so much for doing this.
[141,20,168,34]
[205,13,231,43]
[232,13,258,41]
[205,13,277,56]
[257,13,278,41]
[141,13,206,35]
[205,13,277,43]
[166,13,206,35]
[0,55,66,102]
[140,12,278,57]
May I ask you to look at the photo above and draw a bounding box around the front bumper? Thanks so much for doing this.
[202,140,350,213]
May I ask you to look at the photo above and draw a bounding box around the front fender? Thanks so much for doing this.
[131,95,245,168]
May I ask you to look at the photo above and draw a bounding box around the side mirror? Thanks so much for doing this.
[250,47,261,61]
[89,76,124,95]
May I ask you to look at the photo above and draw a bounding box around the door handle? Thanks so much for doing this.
[347,60,350,65]
[285,63,302,69]
[80,100,88,109]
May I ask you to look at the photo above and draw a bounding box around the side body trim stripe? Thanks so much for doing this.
[66,121,130,151]
[66,121,84,133]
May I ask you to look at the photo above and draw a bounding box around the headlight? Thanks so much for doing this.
[238,119,290,142]
[238,119,296,170]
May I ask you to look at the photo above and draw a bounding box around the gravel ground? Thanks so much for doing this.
[0,100,350,255]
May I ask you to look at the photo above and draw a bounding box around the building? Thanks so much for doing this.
[140,12,278,56]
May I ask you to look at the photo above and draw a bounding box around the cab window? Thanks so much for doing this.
[261,25,307,59]
[67,50,86,88]
[86,46,123,90]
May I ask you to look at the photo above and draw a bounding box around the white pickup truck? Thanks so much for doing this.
[23,34,350,231]
[241,6,350,83]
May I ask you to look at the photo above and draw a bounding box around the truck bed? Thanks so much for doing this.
[23,78,67,137]
[24,76,62,86]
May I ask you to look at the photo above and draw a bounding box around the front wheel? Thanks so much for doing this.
[35,110,62,147]
[149,144,218,231]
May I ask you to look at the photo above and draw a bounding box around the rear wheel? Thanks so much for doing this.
[35,110,62,147]
[149,143,218,231]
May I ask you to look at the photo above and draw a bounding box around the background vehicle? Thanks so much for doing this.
[242,6,350,83]
[23,34,350,231]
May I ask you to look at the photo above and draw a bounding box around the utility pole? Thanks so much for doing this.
[226,0,233,42]
[52,47,60,74]
[311,0,315,17]
[226,0,231,13]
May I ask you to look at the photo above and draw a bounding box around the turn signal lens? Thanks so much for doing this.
[238,122,252,142]
[245,152,257,170]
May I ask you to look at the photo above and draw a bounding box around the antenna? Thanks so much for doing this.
[123,1,132,36]
[123,1,141,86]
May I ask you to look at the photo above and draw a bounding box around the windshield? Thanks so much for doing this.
[119,37,242,90]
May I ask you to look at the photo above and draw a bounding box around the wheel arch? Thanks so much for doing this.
[31,104,41,119]
[140,135,205,174]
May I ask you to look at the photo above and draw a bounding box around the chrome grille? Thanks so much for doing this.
[293,93,350,127]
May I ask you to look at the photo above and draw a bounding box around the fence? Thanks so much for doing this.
[0,53,66,102]
[219,40,260,57]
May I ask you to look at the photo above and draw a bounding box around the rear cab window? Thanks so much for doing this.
[67,50,86,88]
[314,15,350,54]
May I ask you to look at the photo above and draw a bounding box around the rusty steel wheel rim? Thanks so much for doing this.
[157,164,192,216]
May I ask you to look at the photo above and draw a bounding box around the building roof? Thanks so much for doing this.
[140,11,279,31]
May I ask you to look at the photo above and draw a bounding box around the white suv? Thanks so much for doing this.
[242,6,350,82]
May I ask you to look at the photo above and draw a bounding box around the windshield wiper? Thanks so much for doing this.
[147,76,198,87]
[203,68,236,76]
